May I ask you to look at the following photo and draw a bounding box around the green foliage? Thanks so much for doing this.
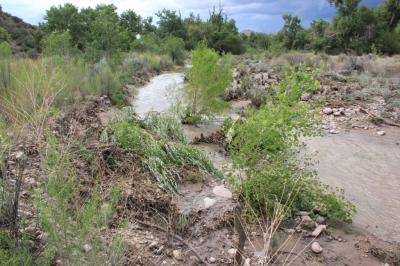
[120,10,142,40]
[156,9,186,40]
[132,33,185,65]
[84,58,125,106]
[41,31,74,56]
[228,66,355,222]
[34,135,124,265]
[278,15,307,50]
[110,113,218,193]
[143,112,186,143]
[0,230,34,266]
[0,27,10,43]
[244,0,400,55]
[184,43,232,122]
[161,35,186,64]
[0,41,11,58]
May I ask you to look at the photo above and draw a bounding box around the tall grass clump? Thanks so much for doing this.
[0,56,86,133]
[184,42,232,124]
[34,135,124,265]
[143,112,186,143]
[228,65,355,223]
[109,111,218,193]
[83,58,126,106]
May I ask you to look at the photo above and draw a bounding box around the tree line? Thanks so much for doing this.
[0,0,399,59]
[244,0,400,55]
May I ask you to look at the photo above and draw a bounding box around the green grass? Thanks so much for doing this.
[109,112,218,193]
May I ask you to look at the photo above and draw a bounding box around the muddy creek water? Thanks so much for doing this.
[131,72,400,243]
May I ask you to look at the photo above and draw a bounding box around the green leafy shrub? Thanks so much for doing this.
[229,65,355,223]
[41,32,75,56]
[184,42,232,123]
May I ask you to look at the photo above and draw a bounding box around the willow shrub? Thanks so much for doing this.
[184,42,232,124]
[228,65,355,223]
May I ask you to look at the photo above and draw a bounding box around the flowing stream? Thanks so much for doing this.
[130,72,400,243]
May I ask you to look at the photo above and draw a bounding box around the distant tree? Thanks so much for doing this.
[142,17,157,34]
[307,19,330,52]
[247,32,272,50]
[279,15,306,50]
[156,9,186,40]
[120,10,142,41]
[90,5,130,56]
[41,31,74,56]
[377,0,400,31]
[43,4,82,45]
[207,7,245,54]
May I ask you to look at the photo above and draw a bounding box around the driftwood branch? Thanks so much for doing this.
[359,107,400,128]
[135,220,210,266]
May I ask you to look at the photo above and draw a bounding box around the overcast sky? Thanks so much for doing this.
[1,0,383,33]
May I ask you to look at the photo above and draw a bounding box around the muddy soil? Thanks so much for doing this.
[307,127,400,243]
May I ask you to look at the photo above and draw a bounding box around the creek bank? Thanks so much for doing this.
[129,71,400,265]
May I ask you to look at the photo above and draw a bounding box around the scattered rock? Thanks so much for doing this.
[148,241,158,250]
[329,129,340,134]
[38,232,48,241]
[323,107,333,115]
[301,215,316,230]
[297,211,309,216]
[26,177,37,188]
[311,242,323,254]
[83,244,92,253]
[204,197,217,208]
[228,248,237,257]
[316,215,326,224]
[301,93,312,101]
[285,228,295,234]
[172,249,183,261]
[212,185,232,198]
[14,151,26,161]
[377,130,386,136]
[155,245,164,255]
[312,225,327,237]
[208,257,216,263]
[244,258,251,266]
[333,111,342,116]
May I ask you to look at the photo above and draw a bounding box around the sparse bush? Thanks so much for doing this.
[34,135,124,265]
[41,32,75,56]
[0,230,34,266]
[84,58,125,106]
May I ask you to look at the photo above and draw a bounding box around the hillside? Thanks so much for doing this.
[0,5,39,56]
